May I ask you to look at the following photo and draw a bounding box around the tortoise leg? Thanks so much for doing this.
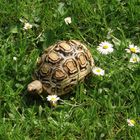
[27,80,43,94]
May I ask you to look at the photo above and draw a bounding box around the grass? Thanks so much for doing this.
[1,0,140,139]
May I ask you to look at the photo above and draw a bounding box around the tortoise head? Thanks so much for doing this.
[27,80,43,94]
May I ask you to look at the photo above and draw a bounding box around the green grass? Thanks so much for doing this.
[1,0,140,139]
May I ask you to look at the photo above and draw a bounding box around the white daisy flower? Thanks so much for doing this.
[13,57,17,61]
[129,54,140,63]
[23,22,32,30]
[64,17,72,25]
[127,119,135,127]
[47,95,60,106]
[97,41,114,55]
[92,67,105,76]
[125,44,140,54]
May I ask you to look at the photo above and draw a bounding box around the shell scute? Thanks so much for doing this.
[48,51,61,63]
[53,69,67,80]
[63,58,78,74]
[77,52,87,68]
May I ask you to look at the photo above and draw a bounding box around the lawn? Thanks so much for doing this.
[0,0,140,139]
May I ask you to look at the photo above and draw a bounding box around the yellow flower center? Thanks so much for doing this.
[51,97,56,101]
[132,58,137,62]
[103,45,109,49]
[130,120,135,124]
[96,69,101,73]
[130,48,136,53]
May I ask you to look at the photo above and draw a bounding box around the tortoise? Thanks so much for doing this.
[27,40,94,96]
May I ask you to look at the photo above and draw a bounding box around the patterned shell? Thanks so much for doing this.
[35,40,94,95]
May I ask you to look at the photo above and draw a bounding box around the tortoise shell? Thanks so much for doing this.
[29,40,94,96]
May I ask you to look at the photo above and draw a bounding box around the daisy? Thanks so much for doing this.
[47,95,60,106]
[64,17,72,25]
[127,119,136,127]
[23,22,32,30]
[13,57,17,61]
[129,54,140,63]
[97,41,114,55]
[92,67,105,76]
[125,44,140,54]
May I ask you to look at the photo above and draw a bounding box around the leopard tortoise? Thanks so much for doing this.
[27,40,94,96]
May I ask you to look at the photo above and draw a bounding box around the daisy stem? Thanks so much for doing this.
[59,99,82,107]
